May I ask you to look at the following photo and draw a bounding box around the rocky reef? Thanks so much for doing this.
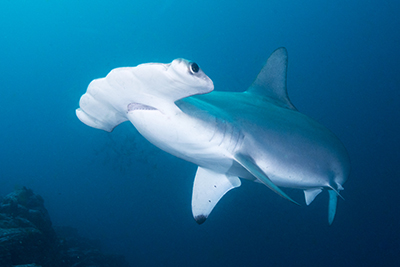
[0,187,129,267]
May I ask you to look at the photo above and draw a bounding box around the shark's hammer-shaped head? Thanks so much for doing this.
[76,58,213,132]
[143,58,214,104]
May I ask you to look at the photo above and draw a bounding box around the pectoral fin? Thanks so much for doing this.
[234,153,299,205]
[191,167,241,224]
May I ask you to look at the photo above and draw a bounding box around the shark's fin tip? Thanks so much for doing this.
[194,215,207,225]
[191,167,241,224]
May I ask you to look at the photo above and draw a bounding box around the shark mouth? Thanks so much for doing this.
[127,102,157,111]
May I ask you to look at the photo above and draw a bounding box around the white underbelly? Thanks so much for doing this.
[126,109,239,173]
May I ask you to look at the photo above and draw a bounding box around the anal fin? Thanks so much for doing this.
[191,167,241,224]
[304,188,323,205]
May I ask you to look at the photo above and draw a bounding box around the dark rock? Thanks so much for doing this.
[55,226,129,267]
[0,187,57,266]
[0,187,129,267]
[13,264,43,267]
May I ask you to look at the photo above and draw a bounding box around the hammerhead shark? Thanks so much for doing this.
[76,47,350,224]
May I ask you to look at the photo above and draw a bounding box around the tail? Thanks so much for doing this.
[328,183,345,225]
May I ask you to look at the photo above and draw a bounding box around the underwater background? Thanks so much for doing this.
[1,0,399,266]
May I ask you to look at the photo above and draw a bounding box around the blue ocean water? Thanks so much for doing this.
[1,0,399,266]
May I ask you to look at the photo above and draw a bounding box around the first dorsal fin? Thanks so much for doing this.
[246,47,296,110]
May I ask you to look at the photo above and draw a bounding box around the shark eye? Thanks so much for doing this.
[189,62,199,74]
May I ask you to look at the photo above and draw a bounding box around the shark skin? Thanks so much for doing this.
[76,48,350,225]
